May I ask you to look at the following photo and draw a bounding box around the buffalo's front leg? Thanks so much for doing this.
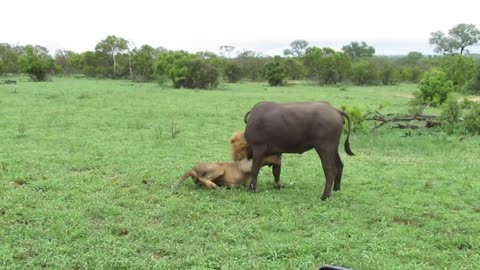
[272,163,281,189]
[248,145,266,192]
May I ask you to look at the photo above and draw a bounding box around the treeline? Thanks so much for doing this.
[1,23,479,92]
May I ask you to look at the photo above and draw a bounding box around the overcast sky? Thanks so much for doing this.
[2,0,479,56]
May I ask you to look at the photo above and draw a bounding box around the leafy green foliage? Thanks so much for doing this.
[234,50,267,81]
[223,61,242,83]
[54,49,79,75]
[283,40,309,57]
[18,45,57,81]
[303,47,350,85]
[95,35,129,78]
[463,61,480,93]
[0,43,20,74]
[131,45,157,82]
[430,23,480,55]
[416,68,453,106]
[264,56,286,86]
[463,104,480,135]
[283,58,304,80]
[350,59,378,85]
[440,97,462,134]
[440,55,476,91]
[341,41,375,62]
[155,51,219,89]
[340,105,365,132]
[376,58,399,85]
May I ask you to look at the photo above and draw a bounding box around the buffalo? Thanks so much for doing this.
[243,101,354,200]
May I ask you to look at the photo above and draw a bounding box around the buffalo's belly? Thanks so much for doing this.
[267,142,314,154]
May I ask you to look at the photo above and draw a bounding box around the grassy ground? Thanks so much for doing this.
[0,78,479,269]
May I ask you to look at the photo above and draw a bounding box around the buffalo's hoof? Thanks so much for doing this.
[320,195,330,201]
[273,183,282,189]
[248,185,256,192]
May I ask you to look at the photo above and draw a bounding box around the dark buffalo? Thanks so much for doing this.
[244,101,354,200]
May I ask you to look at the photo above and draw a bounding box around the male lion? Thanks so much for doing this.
[173,131,281,189]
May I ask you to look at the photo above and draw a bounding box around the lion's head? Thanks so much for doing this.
[229,131,250,161]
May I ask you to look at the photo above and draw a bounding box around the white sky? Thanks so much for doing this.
[2,0,480,56]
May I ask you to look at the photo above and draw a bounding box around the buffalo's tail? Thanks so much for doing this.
[243,111,251,124]
[337,110,355,156]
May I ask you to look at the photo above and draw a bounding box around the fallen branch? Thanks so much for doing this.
[365,112,441,130]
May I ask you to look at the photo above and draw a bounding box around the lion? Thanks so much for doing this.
[173,131,281,189]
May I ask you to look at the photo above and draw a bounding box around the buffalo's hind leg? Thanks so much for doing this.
[272,163,281,189]
[315,147,338,201]
[248,145,267,192]
[333,151,344,191]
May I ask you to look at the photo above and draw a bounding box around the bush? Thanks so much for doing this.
[440,97,461,134]
[340,105,365,132]
[264,56,286,86]
[155,51,219,89]
[18,45,57,81]
[463,62,480,93]
[463,104,480,135]
[441,55,476,91]
[350,59,378,85]
[223,62,242,83]
[183,59,219,89]
[416,68,453,107]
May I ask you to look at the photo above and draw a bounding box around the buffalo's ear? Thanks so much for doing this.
[229,137,236,144]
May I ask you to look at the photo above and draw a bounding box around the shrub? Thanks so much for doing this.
[155,51,219,89]
[440,97,462,134]
[463,104,480,135]
[463,62,480,93]
[264,56,286,86]
[416,68,453,107]
[223,62,242,83]
[350,59,378,85]
[441,55,476,91]
[340,105,365,132]
[18,45,57,81]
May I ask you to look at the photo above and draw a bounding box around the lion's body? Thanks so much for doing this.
[173,131,281,189]
[175,156,281,188]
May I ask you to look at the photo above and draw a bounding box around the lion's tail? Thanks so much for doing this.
[173,169,192,188]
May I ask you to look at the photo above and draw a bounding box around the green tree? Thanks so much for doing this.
[376,58,399,85]
[317,48,350,85]
[264,56,286,86]
[95,35,128,78]
[416,68,454,106]
[464,61,480,93]
[283,58,304,80]
[235,50,266,81]
[54,49,79,75]
[283,40,309,57]
[341,41,375,62]
[219,45,235,58]
[0,43,21,74]
[223,61,242,83]
[429,23,480,55]
[440,55,476,90]
[18,45,57,81]
[350,59,378,85]
[131,45,157,81]
[302,47,350,85]
[155,50,219,89]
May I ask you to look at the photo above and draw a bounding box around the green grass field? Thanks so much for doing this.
[1,78,479,269]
